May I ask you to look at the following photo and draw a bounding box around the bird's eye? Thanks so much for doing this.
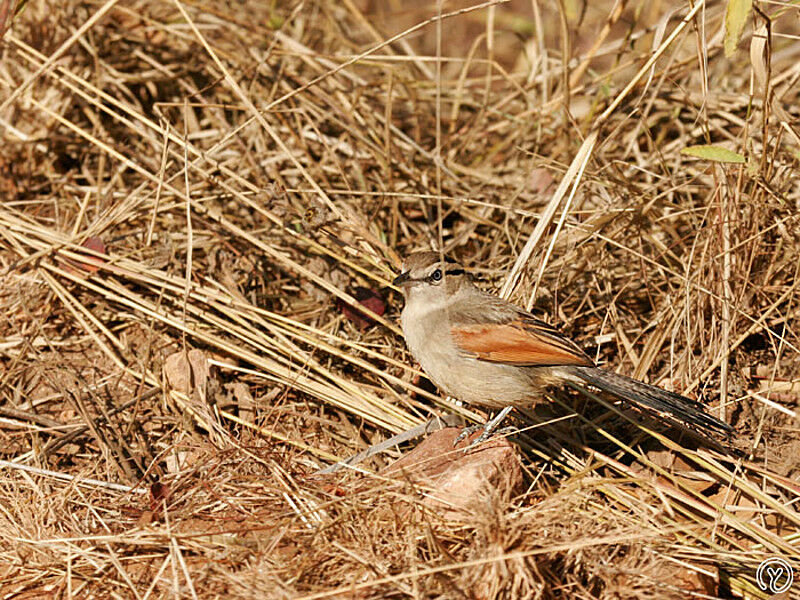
[430,268,442,282]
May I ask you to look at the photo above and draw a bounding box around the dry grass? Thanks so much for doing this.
[1,0,799,597]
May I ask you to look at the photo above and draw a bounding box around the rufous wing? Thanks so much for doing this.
[451,321,594,367]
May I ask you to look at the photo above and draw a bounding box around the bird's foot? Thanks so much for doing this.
[453,406,515,451]
[453,423,484,446]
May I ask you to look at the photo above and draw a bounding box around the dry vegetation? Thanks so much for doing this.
[1,0,799,598]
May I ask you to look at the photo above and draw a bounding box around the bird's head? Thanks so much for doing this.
[392,251,471,303]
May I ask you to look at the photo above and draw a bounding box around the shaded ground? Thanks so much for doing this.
[0,0,799,598]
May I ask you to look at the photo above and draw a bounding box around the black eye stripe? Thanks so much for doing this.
[426,267,464,282]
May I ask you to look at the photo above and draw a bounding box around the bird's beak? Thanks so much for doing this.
[392,272,410,287]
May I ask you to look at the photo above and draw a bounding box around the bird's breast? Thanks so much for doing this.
[400,300,540,409]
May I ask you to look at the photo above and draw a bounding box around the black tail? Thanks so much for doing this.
[565,366,733,435]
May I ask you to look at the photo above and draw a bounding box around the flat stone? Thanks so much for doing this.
[383,427,523,517]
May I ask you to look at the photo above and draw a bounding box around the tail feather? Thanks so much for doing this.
[565,366,733,435]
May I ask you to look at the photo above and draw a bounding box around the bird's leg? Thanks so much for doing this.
[453,405,514,448]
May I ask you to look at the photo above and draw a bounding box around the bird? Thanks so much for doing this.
[392,251,733,446]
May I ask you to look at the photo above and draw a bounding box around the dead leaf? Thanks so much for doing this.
[60,235,108,276]
[340,287,385,330]
[164,349,209,400]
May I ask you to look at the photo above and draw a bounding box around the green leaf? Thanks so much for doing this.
[14,0,31,17]
[509,16,535,36]
[724,0,752,58]
[681,145,746,163]
[563,0,581,22]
